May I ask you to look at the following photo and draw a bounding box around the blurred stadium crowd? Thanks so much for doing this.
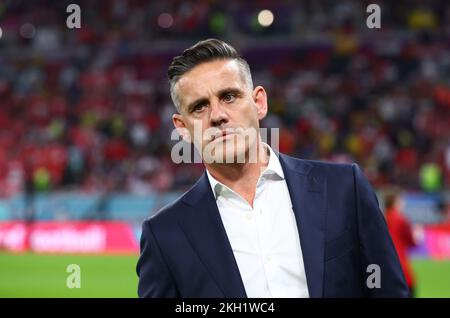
[0,0,449,199]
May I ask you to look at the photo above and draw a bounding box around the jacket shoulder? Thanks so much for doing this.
[281,153,357,177]
[142,178,201,228]
[304,158,358,175]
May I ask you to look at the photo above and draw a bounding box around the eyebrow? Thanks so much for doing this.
[185,87,244,113]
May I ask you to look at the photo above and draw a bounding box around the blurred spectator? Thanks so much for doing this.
[436,196,450,223]
[384,188,417,297]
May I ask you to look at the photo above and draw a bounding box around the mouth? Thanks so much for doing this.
[211,130,236,142]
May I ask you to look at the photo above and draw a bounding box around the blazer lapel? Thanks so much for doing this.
[279,154,326,298]
[178,173,247,298]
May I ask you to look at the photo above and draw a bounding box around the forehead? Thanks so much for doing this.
[175,59,246,104]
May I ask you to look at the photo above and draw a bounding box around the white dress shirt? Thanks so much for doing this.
[206,144,309,298]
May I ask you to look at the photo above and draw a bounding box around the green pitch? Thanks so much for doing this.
[0,252,449,297]
[0,252,139,298]
[411,259,450,297]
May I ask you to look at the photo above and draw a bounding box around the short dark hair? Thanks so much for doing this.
[384,188,401,210]
[168,38,253,111]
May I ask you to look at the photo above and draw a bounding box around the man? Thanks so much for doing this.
[136,39,409,298]
[384,189,417,297]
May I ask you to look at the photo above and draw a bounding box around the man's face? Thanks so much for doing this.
[172,59,268,164]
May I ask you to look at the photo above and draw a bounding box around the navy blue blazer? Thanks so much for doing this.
[136,153,409,298]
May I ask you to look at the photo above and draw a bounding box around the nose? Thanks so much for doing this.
[209,100,228,127]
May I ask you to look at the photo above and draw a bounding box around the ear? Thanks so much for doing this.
[252,86,268,120]
[172,113,192,143]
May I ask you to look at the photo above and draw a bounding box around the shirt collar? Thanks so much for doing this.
[206,143,284,199]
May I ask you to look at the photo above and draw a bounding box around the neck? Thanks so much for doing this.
[205,141,269,207]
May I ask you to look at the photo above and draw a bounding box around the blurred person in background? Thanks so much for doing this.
[384,189,417,297]
[436,197,450,223]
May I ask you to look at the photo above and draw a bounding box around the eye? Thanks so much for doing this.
[192,103,207,113]
[223,93,236,103]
